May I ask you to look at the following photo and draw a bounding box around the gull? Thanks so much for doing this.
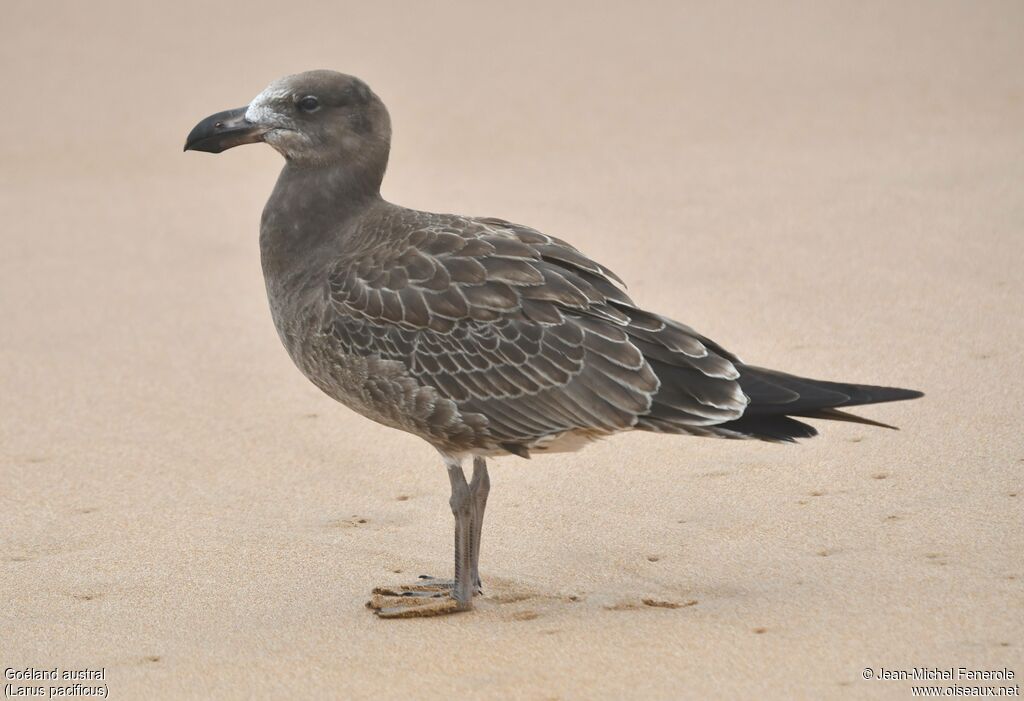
[185,70,922,618]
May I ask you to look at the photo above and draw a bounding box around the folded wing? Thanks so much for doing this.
[324,213,748,451]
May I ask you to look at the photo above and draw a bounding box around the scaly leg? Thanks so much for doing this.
[368,454,489,618]
[469,456,489,592]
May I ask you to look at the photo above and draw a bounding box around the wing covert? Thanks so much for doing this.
[323,213,746,446]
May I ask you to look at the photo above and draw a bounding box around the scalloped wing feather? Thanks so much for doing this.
[324,211,747,451]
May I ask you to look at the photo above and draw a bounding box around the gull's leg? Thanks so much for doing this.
[448,455,475,609]
[468,456,490,593]
[374,457,489,596]
[368,454,479,618]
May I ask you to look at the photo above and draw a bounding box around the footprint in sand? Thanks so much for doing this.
[326,516,369,528]
[73,592,105,601]
[642,598,698,609]
[604,598,697,610]
[511,610,539,621]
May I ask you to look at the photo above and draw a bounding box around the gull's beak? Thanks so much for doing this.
[184,107,268,153]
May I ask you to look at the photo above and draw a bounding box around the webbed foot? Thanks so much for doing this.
[368,575,475,618]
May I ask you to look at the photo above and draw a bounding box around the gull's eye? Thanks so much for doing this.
[298,96,320,113]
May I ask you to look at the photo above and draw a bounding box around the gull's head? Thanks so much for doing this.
[184,70,391,168]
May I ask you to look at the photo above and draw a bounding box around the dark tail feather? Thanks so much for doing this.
[738,366,924,413]
[716,365,923,442]
[797,407,898,430]
[715,413,819,442]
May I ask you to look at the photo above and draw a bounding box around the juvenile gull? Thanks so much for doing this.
[185,70,923,617]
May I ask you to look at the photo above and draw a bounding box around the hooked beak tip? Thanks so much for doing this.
[184,106,266,154]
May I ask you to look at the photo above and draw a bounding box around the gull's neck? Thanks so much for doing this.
[260,160,385,285]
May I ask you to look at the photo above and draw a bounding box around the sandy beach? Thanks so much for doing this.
[2,1,1021,698]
